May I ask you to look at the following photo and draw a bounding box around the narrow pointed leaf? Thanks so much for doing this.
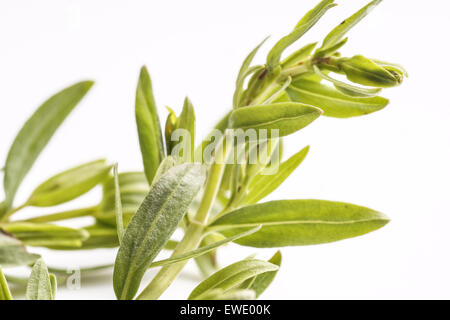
[149,226,261,268]
[245,145,309,204]
[97,172,149,227]
[2,81,94,213]
[27,159,111,207]
[233,37,269,108]
[164,107,179,155]
[320,0,382,50]
[313,65,381,97]
[266,0,336,69]
[3,222,89,249]
[0,267,13,300]
[229,102,322,139]
[113,163,206,300]
[135,66,165,184]
[287,79,388,118]
[113,164,124,244]
[188,259,278,300]
[0,231,40,267]
[49,273,57,300]
[210,200,389,247]
[281,42,317,68]
[26,259,54,300]
[194,288,256,300]
[249,250,282,297]
[178,97,196,162]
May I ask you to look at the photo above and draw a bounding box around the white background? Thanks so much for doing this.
[1,0,449,299]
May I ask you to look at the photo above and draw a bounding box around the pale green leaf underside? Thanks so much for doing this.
[0,231,40,268]
[113,163,206,300]
[26,259,54,300]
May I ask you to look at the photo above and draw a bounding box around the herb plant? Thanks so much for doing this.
[0,0,406,300]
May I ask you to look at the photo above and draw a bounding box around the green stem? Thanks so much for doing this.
[137,135,230,300]
[1,203,28,222]
[20,206,98,223]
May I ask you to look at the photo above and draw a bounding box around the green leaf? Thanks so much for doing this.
[49,273,57,299]
[281,42,317,69]
[135,66,165,184]
[0,267,13,300]
[233,37,269,108]
[245,145,309,204]
[248,250,282,298]
[26,259,54,300]
[3,222,89,249]
[27,159,112,207]
[149,226,261,269]
[229,102,322,139]
[113,164,124,245]
[97,172,149,227]
[314,37,347,58]
[188,259,279,300]
[313,65,381,97]
[320,0,382,51]
[164,107,179,155]
[79,223,119,249]
[338,55,399,87]
[151,157,176,186]
[177,97,196,162]
[266,0,336,70]
[113,163,206,300]
[0,230,40,267]
[194,288,256,300]
[2,81,94,213]
[287,79,388,118]
[209,200,389,247]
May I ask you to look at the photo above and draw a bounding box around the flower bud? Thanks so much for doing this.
[338,55,402,88]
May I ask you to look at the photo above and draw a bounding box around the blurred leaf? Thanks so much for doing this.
[26,259,54,300]
[113,164,124,245]
[3,222,89,249]
[194,288,256,300]
[97,172,149,227]
[2,81,94,214]
[0,267,13,300]
[266,0,336,70]
[135,66,165,184]
[245,145,309,204]
[210,200,389,247]
[188,259,278,300]
[113,163,206,300]
[178,97,196,162]
[149,226,261,268]
[27,160,111,207]
[229,102,322,139]
[320,0,382,51]
[315,37,347,58]
[164,106,179,155]
[0,230,40,267]
[287,78,388,118]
